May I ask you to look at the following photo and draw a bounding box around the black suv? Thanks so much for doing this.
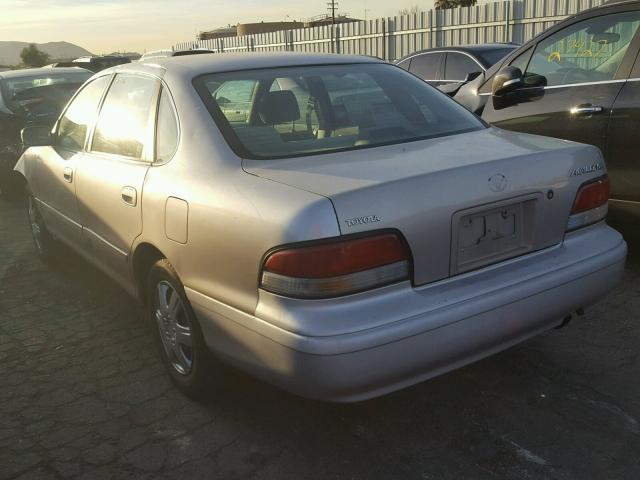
[455,0,640,221]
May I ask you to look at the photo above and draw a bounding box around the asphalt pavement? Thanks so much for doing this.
[1,198,639,480]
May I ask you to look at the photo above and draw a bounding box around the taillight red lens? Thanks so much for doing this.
[261,233,411,298]
[571,177,609,214]
[264,233,408,278]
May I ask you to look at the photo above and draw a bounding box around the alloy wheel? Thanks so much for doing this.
[154,280,194,375]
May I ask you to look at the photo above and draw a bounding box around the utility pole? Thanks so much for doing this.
[327,0,338,25]
[327,0,338,53]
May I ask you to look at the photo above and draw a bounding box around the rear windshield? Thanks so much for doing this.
[194,63,485,159]
[1,71,91,99]
[1,71,91,111]
[477,47,518,67]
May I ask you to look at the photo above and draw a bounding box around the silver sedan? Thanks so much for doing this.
[15,53,627,401]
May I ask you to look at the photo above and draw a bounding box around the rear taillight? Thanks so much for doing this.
[260,232,411,298]
[567,177,609,231]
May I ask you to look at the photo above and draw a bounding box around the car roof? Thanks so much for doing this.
[131,52,385,76]
[0,67,91,80]
[396,43,519,62]
[601,0,640,7]
[564,0,640,19]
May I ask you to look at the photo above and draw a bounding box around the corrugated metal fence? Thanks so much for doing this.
[172,0,606,61]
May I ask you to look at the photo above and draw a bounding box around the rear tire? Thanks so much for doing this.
[26,191,56,262]
[146,259,218,398]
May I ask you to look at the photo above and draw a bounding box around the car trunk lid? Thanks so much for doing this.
[243,128,605,286]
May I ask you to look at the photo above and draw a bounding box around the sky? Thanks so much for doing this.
[1,0,435,54]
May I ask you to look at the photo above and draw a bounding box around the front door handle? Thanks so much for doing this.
[570,104,604,116]
[63,167,73,183]
[121,186,137,206]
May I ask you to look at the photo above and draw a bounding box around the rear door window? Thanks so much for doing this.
[396,59,411,71]
[91,74,158,159]
[155,88,179,162]
[444,53,482,81]
[409,53,443,81]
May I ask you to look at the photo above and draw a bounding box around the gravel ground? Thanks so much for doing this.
[1,198,639,480]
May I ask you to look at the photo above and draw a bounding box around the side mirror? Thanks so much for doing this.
[464,71,482,83]
[492,66,524,97]
[21,126,52,148]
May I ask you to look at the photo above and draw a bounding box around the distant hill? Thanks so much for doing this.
[0,41,93,66]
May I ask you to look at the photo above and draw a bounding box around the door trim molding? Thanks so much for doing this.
[83,227,129,258]
[36,197,82,229]
[478,78,635,97]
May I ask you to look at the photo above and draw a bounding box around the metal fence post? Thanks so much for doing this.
[505,0,511,42]
[387,17,395,61]
[428,9,433,48]
[381,18,387,61]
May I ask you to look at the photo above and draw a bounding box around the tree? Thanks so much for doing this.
[398,5,421,15]
[20,44,50,68]
[435,0,477,9]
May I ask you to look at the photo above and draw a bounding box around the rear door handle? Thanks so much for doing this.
[570,104,604,116]
[121,186,137,206]
[63,167,73,183]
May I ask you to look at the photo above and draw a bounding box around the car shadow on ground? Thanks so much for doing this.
[2,200,639,479]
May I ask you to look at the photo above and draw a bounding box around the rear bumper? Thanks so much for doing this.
[187,222,626,402]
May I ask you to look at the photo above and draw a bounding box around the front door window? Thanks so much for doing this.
[524,11,640,87]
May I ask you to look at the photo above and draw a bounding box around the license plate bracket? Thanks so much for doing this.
[451,195,538,275]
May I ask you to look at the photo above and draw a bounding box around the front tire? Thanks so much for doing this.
[147,259,216,397]
[0,171,21,201]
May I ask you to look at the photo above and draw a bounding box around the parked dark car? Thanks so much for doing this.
[45,61,79,68]
[72,55,131,72]
[396,43,519,95]
[0,67,92,198]
[455,1,640,221]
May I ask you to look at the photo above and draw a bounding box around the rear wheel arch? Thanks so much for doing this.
[132,242,167,303]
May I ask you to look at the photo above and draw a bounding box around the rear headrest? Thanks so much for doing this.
[258,90,300,124]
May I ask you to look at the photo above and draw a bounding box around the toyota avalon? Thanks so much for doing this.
[15,53,627,401]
